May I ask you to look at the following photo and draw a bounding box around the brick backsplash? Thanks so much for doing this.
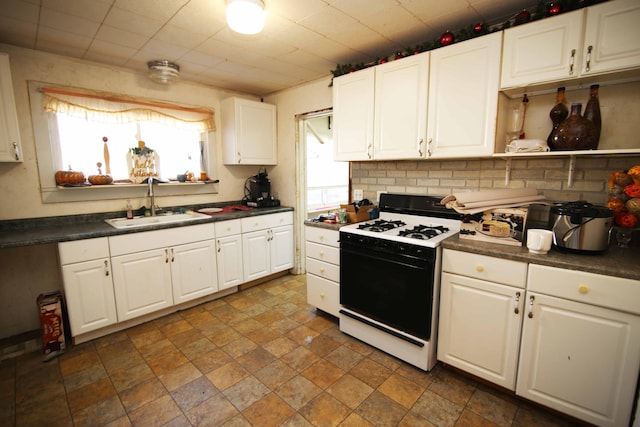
[351,155,640,208]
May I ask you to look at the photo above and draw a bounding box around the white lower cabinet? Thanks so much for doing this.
[58,237,117,336]
[305,226,340,316]
[518,264,640,427]
[438,249,527,390]
[215,220,243,290]
[109,224,217,322]
[241,212,294,282]
[440,250,640,427]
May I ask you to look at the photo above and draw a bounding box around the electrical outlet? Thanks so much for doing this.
[353,189,363,201]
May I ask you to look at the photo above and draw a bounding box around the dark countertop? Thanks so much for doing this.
[0,204,293,249]
[442,234,640,281]
[303,220,348,231]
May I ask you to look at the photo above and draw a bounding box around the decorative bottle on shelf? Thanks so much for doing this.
[583,84,601,144]
[549,102,599,151]
[546,87,569,148]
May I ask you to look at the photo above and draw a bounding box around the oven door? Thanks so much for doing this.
[340,235,436,340]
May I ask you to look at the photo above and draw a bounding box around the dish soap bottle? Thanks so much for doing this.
[126,200,133,219]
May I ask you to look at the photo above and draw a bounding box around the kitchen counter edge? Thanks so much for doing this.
[0,206,294,249]
[442,234,640,281]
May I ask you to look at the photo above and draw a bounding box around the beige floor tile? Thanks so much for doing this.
[109,362,155,393]
[236,346,277,373]
[128,394,183,427]
[206,361,250,391]
[276,375,322,410]
[67,376,117,413]
[326,374,374,409]
[71,394,126,427]
[349,357,393,388]
[119,377,167,413]
[302,359,344,389]
[242,392,296,427]
[222,375,270,411]
[185,393,239,427]
[355,390,410,426]
[467,388,518,426]
[299,392,351,427]
[158,361,202,391]
[171,376,219,412]
[412,389,465,426]
[378,372,426,409]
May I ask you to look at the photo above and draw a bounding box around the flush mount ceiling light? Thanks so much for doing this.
[226,0,265,35]
[147,60,180,84]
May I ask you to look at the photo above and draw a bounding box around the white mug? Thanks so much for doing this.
[527,229,553,254]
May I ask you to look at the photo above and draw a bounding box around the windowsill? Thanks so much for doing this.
[42,180,219,203]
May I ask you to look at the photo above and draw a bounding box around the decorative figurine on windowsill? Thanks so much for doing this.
[127,140,160,183]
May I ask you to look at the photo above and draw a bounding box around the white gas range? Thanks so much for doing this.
[338,193,462,371]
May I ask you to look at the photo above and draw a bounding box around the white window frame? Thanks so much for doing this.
[28,81,218,203]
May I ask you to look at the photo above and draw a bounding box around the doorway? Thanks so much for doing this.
[294,109,349,273]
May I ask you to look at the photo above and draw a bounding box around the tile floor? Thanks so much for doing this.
[1,274,583,427]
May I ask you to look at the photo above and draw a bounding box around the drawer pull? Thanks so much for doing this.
[320,268,325,274]
[104,260,110,276]
[320,251,325,257]
[476,264,484,273]
[578,284,589,294]
[320,293,325,298]
[514,291,521,314]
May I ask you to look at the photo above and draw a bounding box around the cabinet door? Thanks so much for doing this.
[582,0,640,76]
[270,225,294,273]
[61,259,117,336]
[333,67,375,161]
[373,53,429,159]
[517,292,640,427]
[242,230,270,282]
[0,53,22,162]
[427,32,502,158]
[171,240,218,304]
[111,249,173,321]
[438,272,523,390]
[501,10,584,88]
[216,234,243,290]
[221,97,276,165]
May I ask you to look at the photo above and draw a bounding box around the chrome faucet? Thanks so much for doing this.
[148,177,156,216]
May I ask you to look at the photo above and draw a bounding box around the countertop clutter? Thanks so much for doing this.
[0,204,293,249]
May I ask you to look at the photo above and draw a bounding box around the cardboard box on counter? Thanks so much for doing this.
[459,207,528,246]
[341,204,377,223]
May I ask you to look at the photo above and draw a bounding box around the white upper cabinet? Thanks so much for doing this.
[221,97,277,165]
[502,0,640,89]
[333,67,375,161]
[373,54,430,160]
[427,32,502,158]
[0,53,22,162]
[581,0,640,76]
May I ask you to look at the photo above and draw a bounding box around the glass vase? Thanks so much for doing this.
[549,102,599,151]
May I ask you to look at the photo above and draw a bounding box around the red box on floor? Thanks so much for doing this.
[37,291,66,360]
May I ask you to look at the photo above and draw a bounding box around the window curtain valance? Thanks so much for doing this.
[41,86,215,132]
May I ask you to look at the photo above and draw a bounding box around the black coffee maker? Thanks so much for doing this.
[245,169,280,207]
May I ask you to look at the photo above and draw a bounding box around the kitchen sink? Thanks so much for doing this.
[104,211,209,229]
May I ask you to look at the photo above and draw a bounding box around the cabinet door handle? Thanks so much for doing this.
[165,248,169,263]
[578,284,589,294]
[475,264,484,273]
[171,248,175,262]
[514,291,521,314]
[217,240,221,253]
[527,295,535,318]
[237,152,241,163]
[427,138,432,157]
[569,49,576,75]
[12,142,20,161]
[104,260,110,276]
[367,144,372,159]
[585,45,592,72]
[418,138,424,157]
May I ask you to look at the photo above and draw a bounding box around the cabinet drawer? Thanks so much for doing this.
[306,241,340,265]
[241,212,293,233]
[305,226,340,248]
[109,223,215,256]
[306,257,340,282]
[215,219,241,237]
[528,264,640,315]
[59,237,110,264]
[442,249,527,288]
[307,274,340,317]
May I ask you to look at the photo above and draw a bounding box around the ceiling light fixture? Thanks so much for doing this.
[147,60,180,84]
[226,0,265,35]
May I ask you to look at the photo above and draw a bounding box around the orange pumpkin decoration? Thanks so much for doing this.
[55,166,85,185]
[615,211,638,228]
[626,198,640,216]
[624,184,640,198]
[606,197,626,213]
[88,174,113,185]
[628,165,640,185]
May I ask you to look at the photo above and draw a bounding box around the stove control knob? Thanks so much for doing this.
[476,264,485,272]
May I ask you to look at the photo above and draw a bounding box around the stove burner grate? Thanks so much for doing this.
[398,225,450,240]
[358,220,406,232]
